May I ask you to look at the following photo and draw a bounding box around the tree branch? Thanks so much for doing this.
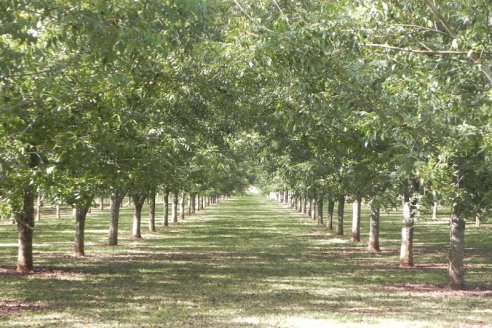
[364,43,475,56]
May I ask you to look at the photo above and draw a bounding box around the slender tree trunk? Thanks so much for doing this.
[148,189,156,232]
[100,196,104,210]
[16,184,35,272]
[336,194,345,235]
[35,193,42,222]
[400,193,415,268]
[201,195,205,210]
[74,198,93,257]
[308,198,312,217]
[327,197,335,230]
[352,197,362,242]
[368,203,380,252]
[162,191,169,226]
[132,193,147,239]
[172,191,178,223]
[56,204,61,219]
[303,198,308,214]
[449,205,466,290]
[311,199,316,220]
[317,198,324,225]
[180,192,186,221]
[432,202,438,220]
[188,194,192,215]
[108,191,125,246]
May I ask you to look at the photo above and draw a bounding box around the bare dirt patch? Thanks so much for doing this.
[0,267,84,280]
[383,283,492,297]
[0,300,44,316]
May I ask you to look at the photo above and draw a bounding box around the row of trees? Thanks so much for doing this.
[2,1,491,290]
[245,1,492,290]
[1,1,252,273]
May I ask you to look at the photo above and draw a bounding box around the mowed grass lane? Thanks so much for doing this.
[0,194,491,327]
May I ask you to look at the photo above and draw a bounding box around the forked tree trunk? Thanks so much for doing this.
[317,198,324,225]
[74,198,93,257]
[17,185,35,272]
[400,193,415,267]
[108,191,125,246]
[180,192,186,221]
[162,191,169,226]
[172,191,178,223]
[336,194,345,235]
[327,198,335,230]
[368,203,380,252]
[148,190,156,232]
[449,205,466,290]
[132,193,147,239]
[352,197,362,242]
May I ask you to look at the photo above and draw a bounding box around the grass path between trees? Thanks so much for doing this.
[1,194,491,327]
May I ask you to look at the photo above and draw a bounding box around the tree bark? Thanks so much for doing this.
[327,197,335,230]
[108,191,125,246]
[336,194,345,235]
[317,198,324,225]
[162,191,169,226]
[180,192,186,221]
[352,197,362,242]
[148,189,156,232]
[308,198,312,217]
[311,199,316,220]
[131,193,147,239]
[16,184,35,272]
[303,198,308,214]
[368,203,380,252]
[55,204,61,219]
[449,206,466,290]
[400,193,415,267]
[74,198,93,257]
[172,191,178,223]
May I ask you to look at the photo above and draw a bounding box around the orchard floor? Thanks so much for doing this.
[1,194,492,327]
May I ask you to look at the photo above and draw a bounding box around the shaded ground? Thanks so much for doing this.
[0,194,491,327]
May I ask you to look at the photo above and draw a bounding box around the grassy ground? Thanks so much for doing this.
[0,194,491,327]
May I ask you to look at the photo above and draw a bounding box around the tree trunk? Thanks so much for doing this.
[132,193,147,239]
[327,198,335,230]
[368,203,380,252]
[352,197,362,242]
[172,191,178,223]
[308,198,312,217]
[303,198,308,214]
[449,206,466,290]
[56,204,61,219]
[100,196,104,210]
[400,194,415,267]
[108,191,125,246]
[188,194,192,215]
[336,194,345,235]
[201,195,205,210]
[148,189,156,232]
[432,202,438,220]
[162,191,169,226]
[74,198,93,257]
[180,192,186,221]
[311,199,316,220]
[35,193,42,222]
[16,184,35,272]
[317,198,324,225]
